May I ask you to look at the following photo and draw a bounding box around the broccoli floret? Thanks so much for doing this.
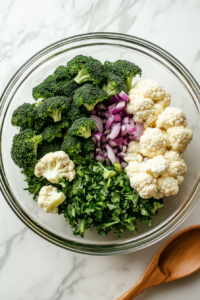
[67,55,103,85]
[11,103,35,130]
[68,117,96,139]
[73,84,108,111]
[81,137,95,156]
[33,117,54,134]
[42,121,69,142]
[54,79,79,97]
[54,66,75,81]
[37,138,62,159]
[66,102,87,122]
[102,73,128,98]
[32,75,57,100]
[11,129,43,169]
[61,136,82,156]
[36,96,71,122]
[103,60,142,91]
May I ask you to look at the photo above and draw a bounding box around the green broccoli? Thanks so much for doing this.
[32,75,57,100]
[103,60,142,91]
[54,66,75,81]
[42,121,69,142]
[61,135,82,156]
[67,55,103,85]
[68,117,96,139]
[65,102,87,122]
[11,129,43,169]
[81,137,95,156]
[36,96,71,122]
[33,117,54,134]
[54,79,79,97]
[37,138,62,159]
[73,84,108,111]
[11,103,35,130]
[102,73,128,98]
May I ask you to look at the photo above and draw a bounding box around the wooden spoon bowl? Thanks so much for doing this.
[117,225,200,300]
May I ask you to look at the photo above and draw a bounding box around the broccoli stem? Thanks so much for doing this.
[83,99,101,111]
[79,127,91,139]
[74,69,92,84]
[32,134,43,153]
[49,109,62,122]
[63,130,69,139]
[126,77,133,92]
[102,81,114,98]
[80,219,86,235]
[54,133,63,139]
[27,118,33,128]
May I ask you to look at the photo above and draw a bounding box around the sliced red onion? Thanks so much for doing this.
[105,144,116,164]
[109,123,121,139]
[97,103,107,110]
[119,91,129,102]
[115,94,121,101]
[98,111,102,116]
[105,116,114,129]
[124,137,131,145]
[103,150,108,158]
[120,110,128,117]
[134,122,144,138]
[111,107,125,115]
[96,154,105,163]
[114,137,124,144]
[104,129,111,135]
[117,152,126,158]
[103,119,107,124]
[129,118,134,125]
[95,133,103,141]
[91,110,97,115]
[121,162,128,168]
[122,117,130,124]
[108,139,118,148]
[91,115,103,133]
[116,101,126,109]
[101,135,107,144]
[96,148,102,153]
[90,152,95,158]
[115,156,120,162]
[92,136,97,144]
[122,145,127,152]
[114,149,118,154]
[106,158,111,166]
[113,114,121,122]
[119,143,123,151]
[97,140,101,148]
[108,96,119,105]
[104,112,110,119]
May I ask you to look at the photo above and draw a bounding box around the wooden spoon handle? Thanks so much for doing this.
[117,266,167,300]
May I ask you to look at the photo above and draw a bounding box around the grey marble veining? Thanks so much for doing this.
[1,0,200,299]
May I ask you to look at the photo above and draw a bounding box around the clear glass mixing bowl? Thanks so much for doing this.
[1,33,200,255]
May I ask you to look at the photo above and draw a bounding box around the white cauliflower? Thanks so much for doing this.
[35,151,76,183]
[146,103,164,127]
[124,153,143,163]
[139,127,168,158]
[167,126,193,153]
[156,107,187,129]
[164,150,187,185]
[145,155,169,178]
[157,174,179,197]
[38,186,66,214]
[126,162,157,199]
[129,78,171,108]
[126,95,155,123]
[126,140,141,154]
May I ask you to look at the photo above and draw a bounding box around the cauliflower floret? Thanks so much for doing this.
[157,174,179,197]
[125,161,145,177]
[126,140,141,154]
[124,153,143,163]
[154,191,165,200]
[129,172,158,199]
[167,126,193,153]
[129,79,171,108]
[145,155,169,178]
[126,95,155,123]
[35,151,76,183]
[38,186,66,214]
[139,127,168,158]
[163,150,187,184]
[146,103,165,127]
[156,107,187,129]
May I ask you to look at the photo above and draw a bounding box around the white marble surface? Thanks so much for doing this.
[1,0,200,299]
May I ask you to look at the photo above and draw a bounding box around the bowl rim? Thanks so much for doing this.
[1,32,200,256]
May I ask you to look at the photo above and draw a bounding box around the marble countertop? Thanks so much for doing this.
[1,0,200,299]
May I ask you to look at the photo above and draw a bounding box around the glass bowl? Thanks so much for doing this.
[1,33,200,256]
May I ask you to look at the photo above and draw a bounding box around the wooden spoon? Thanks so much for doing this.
[117,225,200,300]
